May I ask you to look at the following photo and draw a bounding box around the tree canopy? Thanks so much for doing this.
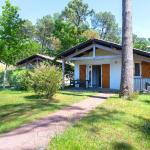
[53,19,86,52]
[0,0,149,63]
[0,0,25,65]
[62,0,93,27]
[0,0,40,65]
[91,11,121,43]
[133,34,150,51]
[35,15,55,51]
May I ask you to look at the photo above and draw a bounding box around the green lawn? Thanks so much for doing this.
[0,89,95,134]
[49,94,150,150]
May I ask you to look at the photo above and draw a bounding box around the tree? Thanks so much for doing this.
[18,39,41,59]
[53,19,86,52]
[0,0,39,88]
[0,0,25,88]
[22,19,35,38]
[0,0,24,65]
[133,34,149,51]
[91,11,121,43]
[62,0,93,27]
[82,29,100,39]
[120,0,134,98]
[35,15,54,51]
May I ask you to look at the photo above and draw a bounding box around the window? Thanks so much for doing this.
[134,63,141,76]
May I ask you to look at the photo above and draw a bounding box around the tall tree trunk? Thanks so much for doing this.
[3,64,8,89]
[120,0,134,98]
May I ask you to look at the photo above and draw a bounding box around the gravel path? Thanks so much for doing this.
[0,93,112,150]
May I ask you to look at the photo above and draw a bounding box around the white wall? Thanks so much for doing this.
[74,64,79,80]
[73,57,122,90]
[110,60,121,89]
[71,52,150,90]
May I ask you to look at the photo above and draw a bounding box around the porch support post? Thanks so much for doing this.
[91,65,93,87]
[62,58,65,89]
[93,44,96,58]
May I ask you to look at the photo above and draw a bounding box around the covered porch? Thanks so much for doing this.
[70,64,110,89]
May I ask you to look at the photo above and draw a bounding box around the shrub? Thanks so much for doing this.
[30,65,62,99]
[9,69,31,90]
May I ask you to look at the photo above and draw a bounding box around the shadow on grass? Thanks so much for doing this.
[60,92,110,99]
[127,116,150,139]
[142,100,150,104]
[0,94,70,133]
[113,142,134,150]
[74,107,125,134]
[60,92,89,97]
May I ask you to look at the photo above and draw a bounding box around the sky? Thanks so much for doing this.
[0,0,150,38]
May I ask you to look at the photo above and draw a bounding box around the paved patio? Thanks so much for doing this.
[0,93,112,150]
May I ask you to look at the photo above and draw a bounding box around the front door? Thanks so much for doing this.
[92,65,101,87]
[102,64,110,88]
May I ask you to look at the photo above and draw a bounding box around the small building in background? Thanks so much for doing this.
[16,54,62,69]
[16,54,74,86]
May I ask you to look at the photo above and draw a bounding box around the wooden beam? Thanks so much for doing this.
[95,44,121,54]
[93,44,96,58]
[69,55,121,61]
[66,45,94,60]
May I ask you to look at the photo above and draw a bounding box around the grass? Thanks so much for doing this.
[49,93,150,150]
[0,89,95,134]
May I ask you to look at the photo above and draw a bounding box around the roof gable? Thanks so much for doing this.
[59,39,150,58]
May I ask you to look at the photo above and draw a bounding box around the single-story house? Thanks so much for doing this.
[16,54,62,69]
[59,39,150,91]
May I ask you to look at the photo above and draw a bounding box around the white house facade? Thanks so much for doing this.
[60,39,150,91]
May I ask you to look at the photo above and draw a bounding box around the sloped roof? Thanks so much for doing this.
[16,54,62,66]
[59,39,150,58]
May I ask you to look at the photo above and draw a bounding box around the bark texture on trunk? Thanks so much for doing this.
[120,0,134,98]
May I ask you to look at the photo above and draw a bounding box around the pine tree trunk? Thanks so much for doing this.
[120,0,134,98]
[3,64,8,89]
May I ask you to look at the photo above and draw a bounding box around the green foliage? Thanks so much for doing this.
[8,69,31,90]
[0,0,25,65]
[0,0,40,65]
[91,11,121,43]
[30,65,62,99]
[35,15,55,51]
[82,29,100,39]
[18,39,41,59]
[53,20,86,52]
[62,0,93,27]
[22,19,35,38]
[133,34,150,51]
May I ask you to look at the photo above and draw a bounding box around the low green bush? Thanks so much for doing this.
[9,69,31,90]
[30,65,62,99]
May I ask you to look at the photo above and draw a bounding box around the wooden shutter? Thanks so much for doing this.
[80,65,86,81]
[142,61,150,78]
[102,64,110,88]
